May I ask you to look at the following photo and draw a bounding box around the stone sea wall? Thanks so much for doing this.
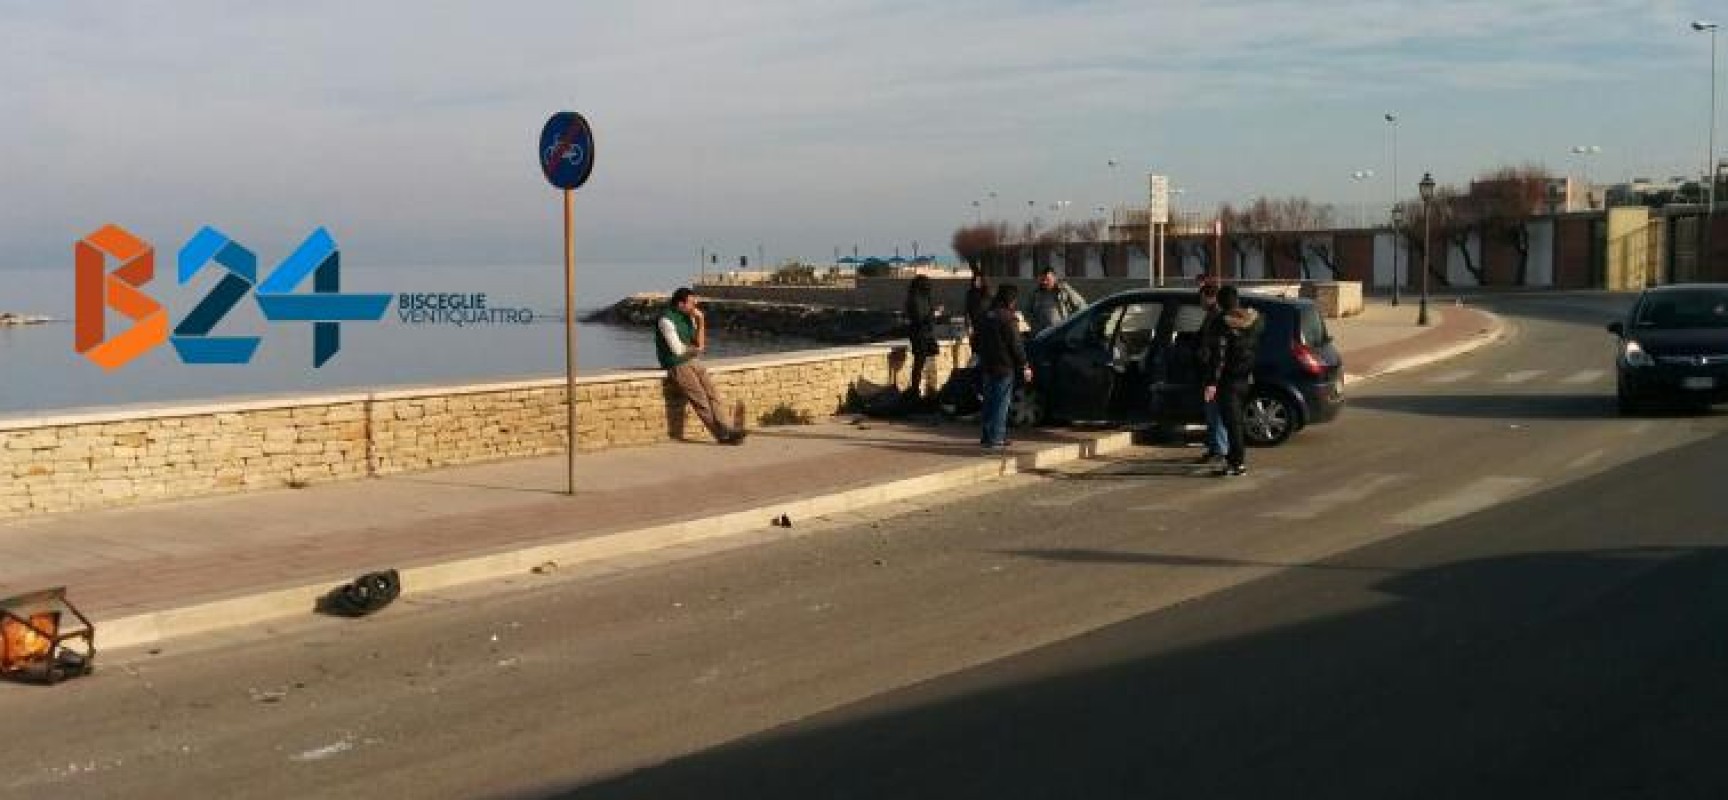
[586,294,905,343]
[0,342,969,518]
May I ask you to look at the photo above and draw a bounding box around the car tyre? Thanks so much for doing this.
[1008,384,1047,428]
[1244,388,1296,447]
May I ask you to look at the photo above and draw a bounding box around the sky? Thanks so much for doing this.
[1,0,1723,275]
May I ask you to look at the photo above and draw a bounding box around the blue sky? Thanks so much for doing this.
[1,0,1721,272]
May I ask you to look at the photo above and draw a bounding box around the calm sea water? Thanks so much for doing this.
[0,262,819,417]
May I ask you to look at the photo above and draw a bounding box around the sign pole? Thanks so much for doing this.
[563,188,577,496]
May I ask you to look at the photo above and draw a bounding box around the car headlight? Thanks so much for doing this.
[1622,340,1655,367]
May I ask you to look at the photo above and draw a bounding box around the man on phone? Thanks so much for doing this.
[658,288,746,445]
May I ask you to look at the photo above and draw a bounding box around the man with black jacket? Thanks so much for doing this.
[974,284,1030,449]
[1202,286,1262,476]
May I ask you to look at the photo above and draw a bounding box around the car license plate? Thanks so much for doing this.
[1683,376,1715,390]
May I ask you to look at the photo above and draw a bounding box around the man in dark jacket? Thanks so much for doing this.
[1194,282,1228,465]
[974,284,1029,449]
[1202,286,1261,476]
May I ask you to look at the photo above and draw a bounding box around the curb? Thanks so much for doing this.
[1342,306,1508,386]
[98,431,1136,650]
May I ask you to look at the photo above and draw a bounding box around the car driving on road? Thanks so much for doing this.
[1609,283,1728,414]
[1011,288,1344,445]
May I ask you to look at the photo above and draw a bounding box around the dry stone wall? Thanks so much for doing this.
[0,343,966,518]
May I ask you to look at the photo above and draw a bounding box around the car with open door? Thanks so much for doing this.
[1013,288,1344,446]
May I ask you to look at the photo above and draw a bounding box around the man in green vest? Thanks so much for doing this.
[658,288,745,444]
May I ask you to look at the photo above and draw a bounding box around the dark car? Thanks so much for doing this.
[1009,288,1344,445]
[1608,284,1728,414]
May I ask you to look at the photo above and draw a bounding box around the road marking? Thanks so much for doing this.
[1565,448,1607,470]
[1126,467,1290,512]
[1560,369,1606,384]
[1425,370,1475,384]
[1497,370,1545,384]
[1261,473,1411,520]
[1390,476,1539,526]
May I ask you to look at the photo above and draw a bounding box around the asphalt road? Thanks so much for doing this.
[5,292,1726,799]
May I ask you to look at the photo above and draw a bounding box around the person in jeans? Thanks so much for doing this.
[657,288,745,445]
[1194,282,1228,465]
[1202,285,1262,476]
[974,284,1029,449]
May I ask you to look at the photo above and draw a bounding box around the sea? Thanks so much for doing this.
[0,262,823,418]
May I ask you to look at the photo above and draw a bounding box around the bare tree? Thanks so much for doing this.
[1471,165,1552,286]
[1218,203,1263,279]
[1255,197,1337,279]
[951,224,1000,274]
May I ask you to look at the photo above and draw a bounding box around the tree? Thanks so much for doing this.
[1470,165,1552,286]
[951,223,1001,273]
[1218,203,1263,278]
[1256,197,1337,279]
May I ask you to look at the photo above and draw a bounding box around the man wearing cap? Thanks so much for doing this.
[1021,266,1087,336]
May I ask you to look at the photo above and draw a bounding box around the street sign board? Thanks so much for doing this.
[1148,174,1170,224]
[539,112,595,191]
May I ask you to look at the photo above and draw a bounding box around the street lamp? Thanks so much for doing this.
[1391,204,1405,303]
[1419,173,1436,326]
[1693,20,1719,269]
[971,199,982,224]
[1385,113,1401,305]
[1570,145,1602,210]
[1350,169,1375,227]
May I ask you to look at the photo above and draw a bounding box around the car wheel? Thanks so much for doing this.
[1008,385,1047,428]
[1244,389,1296,446]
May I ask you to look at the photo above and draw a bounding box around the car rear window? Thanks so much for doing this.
[1300,307,1330,346]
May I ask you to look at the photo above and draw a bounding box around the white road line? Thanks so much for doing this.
[1497,370,1545,384]
[1261,473,1411,520]
[1565,449,1607,471]
[1390,476,1539,527]
[1560,369,1606,384]
[1127,468,1290,512]
[1425,370,1475,384]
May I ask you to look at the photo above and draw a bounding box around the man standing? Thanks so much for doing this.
[1021,266,1087,336]
[1194,282,1228,465]
[658,288,745,445]
[975,284,1030,449]
[1202,286,1262,476]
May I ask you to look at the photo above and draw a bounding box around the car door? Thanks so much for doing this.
[1150,298,1210,421]
[1048,303,1122,421]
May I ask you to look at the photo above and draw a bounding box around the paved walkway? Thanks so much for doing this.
[0,301,1502,650]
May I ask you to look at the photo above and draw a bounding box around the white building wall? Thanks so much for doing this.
[1526,220,1555,287]
[1447,234,1482,287]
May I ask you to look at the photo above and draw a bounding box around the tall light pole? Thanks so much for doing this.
[1694,20,1719,270]
[1419,173,1436,326]
[972,199,983,224]
[1570,145,1602,210]
[1351,169,1375,226]
[1385,113,1401,305]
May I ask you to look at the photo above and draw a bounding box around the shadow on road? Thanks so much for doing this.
[538,433,1728,800]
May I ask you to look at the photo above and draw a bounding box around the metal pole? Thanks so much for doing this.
[1390,115,1401,306]
[563,189,577,495]
[1709,28,1719,270]
[1419,196,1431,326]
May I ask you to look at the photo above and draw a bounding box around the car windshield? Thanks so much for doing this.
[1634,290,1728,329]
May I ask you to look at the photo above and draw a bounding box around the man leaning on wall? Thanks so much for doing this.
[658,288,746,445]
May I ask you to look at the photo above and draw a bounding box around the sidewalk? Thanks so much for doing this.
[0,302,1502,651]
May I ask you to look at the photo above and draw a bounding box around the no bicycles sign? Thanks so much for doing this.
[539,112,595,191]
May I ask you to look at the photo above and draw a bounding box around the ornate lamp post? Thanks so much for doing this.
[1386,113,1401,305]
[1391,204,1405,302]
[1419,173,1436,326]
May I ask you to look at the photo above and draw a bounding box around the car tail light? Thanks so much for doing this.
[1292,341,1326,377]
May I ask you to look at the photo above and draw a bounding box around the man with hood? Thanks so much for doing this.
[1202,285,1262,476]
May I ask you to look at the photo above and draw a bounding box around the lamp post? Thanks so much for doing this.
[1351,169,1375,227]
[972,199,982,224]
[1570,145,1601,210]
[1419,173,1436,326]
[1391,204,1405,303]
[1386,113,1401,305]
[1694,20,1719,269]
